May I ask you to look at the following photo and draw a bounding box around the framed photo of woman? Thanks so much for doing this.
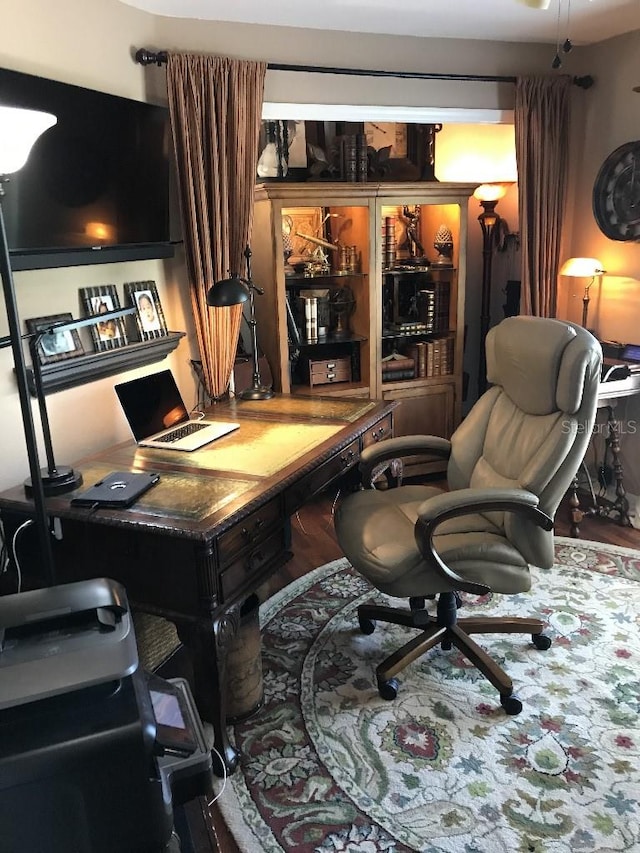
[79,284,128,352]
[124,280,168,341]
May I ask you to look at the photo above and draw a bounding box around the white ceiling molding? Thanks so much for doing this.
[262,103,515,125]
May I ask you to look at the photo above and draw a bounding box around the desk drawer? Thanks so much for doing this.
[220,527,287,603]
[363,414,393,447]
[284,438,359,515]
[218,497,281,567]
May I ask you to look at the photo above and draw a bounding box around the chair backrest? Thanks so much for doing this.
[446,316,602,567]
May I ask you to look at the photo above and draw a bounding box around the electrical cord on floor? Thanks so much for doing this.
[11,518,33,594]
[206,745,227,806]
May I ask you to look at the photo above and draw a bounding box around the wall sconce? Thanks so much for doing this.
[474,182,509,396]
[560,257,606,330]
[207,245,274,401]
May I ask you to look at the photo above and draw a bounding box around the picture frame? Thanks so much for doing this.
[257,119,309,182]
[124,280,168,341]
[282,206,325,263]
[25,313,85,365]
[79,285,128,352]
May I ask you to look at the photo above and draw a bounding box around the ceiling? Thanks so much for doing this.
[120,0,639,45]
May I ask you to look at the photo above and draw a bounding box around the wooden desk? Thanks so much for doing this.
[0,395,395,773]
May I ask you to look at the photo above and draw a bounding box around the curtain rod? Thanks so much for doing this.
[134,49,593,89]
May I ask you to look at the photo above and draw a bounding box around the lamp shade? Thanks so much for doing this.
[473,183,509,203]
[207,275,250,307]
[0,106,56,175]
[560,257,605,277]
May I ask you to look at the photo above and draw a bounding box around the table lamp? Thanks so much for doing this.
[207,245,274,401]
[560,257,605,329]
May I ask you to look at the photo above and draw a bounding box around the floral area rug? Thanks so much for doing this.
[215,538,640,852]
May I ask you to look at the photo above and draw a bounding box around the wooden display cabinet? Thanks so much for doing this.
[251,182,476,441]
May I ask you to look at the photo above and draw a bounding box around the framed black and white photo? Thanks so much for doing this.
[124,280,168,341]
[26,313,85,365]
[80,284,128,352]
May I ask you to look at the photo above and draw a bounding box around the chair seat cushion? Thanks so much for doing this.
[334,485,532,598]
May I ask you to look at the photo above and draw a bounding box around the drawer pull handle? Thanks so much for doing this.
[327,373,336,380]
[241,518,264,543]
[373,427,387,441]
[340,449,356,468]
[326,362,336,369]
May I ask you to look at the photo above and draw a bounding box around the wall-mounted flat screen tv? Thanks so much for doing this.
[0,67,174,270]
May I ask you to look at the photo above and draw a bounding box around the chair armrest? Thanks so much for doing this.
[359,435,451,485]
[414,488,554,596]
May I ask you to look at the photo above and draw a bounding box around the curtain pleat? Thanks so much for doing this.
[515,75,571,318]
[166,53,267,399]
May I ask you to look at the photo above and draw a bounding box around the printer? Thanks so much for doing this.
[0,577,212,853]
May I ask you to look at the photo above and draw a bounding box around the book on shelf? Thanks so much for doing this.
[381,354,415,372]
[381,368,416,381]
[285,294,301,347]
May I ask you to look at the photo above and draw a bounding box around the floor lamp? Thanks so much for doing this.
[0,106,58,585]
[207,245,274,401]
[474,183,508,397]
[560,257,605,330]
[0,107,137,587]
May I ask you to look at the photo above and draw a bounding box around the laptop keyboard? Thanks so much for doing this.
[155,422,208,444]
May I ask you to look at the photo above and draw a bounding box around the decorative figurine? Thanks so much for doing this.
[433,224,454,266]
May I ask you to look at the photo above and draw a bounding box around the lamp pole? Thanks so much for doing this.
[477,199,500,397]
[241,246,274,401]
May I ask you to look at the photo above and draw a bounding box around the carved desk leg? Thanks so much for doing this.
[606,405,632,527]
[568,473,584,538]
[177,602,243,777]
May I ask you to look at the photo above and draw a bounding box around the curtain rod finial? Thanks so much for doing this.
[135,48,167,66]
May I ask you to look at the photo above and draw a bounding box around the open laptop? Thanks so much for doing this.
[115,370,239,451]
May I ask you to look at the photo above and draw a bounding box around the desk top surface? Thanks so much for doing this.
[0,394,394,541]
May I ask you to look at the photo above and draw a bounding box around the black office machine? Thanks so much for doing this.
[0,578,212,852]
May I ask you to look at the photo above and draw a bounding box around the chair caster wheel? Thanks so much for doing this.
[500,693,523,715]
[532,633,552,650]
[359,616,376,635]
[378,678,399,700]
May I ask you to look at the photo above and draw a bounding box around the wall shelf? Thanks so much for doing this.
[26,331,186,395]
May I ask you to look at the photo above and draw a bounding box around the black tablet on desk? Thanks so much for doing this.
[70,471,160,508]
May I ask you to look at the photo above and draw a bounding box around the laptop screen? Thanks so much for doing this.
[115,370,190,442]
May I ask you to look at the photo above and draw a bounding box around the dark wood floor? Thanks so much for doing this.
[191,486,640,853]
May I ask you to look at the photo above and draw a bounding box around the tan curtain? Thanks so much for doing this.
[166,53,267,399]
[515,75,571,318]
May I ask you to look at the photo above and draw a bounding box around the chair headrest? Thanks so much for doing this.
[485,316,600,415]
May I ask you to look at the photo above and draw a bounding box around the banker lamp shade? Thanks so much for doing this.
[560,257,605,329]
[560,257,605,278]
[207,275,250,307]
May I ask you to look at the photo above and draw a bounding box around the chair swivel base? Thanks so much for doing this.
[358,597,551,715]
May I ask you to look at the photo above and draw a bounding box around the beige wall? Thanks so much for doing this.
[557,29,640,507]
[1,0,635,502]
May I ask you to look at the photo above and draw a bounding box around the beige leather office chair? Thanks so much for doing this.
[335,316,601,714]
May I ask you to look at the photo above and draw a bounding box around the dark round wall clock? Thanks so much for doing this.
[592,140,640,241]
